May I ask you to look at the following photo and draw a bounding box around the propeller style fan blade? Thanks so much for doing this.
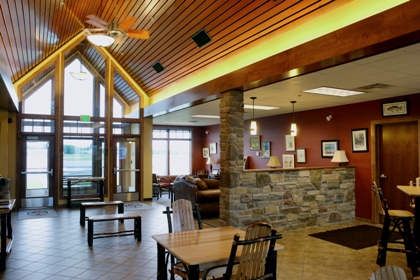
[86,14,109,26]
[119,16,137,30]
[85,19,107,30]
[126,29,150,39]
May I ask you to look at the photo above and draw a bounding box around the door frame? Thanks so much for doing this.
[111,136,141,201]
[371,116,420,223]
[20,134,56,208]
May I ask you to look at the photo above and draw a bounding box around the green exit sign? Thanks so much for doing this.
[80,115,91,122]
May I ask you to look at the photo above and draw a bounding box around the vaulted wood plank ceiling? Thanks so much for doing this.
[0,0,343,106]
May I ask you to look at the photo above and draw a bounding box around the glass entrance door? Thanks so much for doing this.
[113,137,139,201]
[20,135,55,207]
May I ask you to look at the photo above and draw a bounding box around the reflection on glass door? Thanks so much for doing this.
[114,138,139,201]
[21,136,54,207]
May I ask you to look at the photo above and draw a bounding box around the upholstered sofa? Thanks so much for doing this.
[173,175,220,217]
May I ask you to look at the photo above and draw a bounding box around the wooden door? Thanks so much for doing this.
[377,121,419,212]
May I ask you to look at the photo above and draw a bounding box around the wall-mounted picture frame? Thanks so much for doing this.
[285,134,295,151]
[262,141,270,158]
[382,100,409,117]
[209,142,217,154]
[202,147,209,158]
[351,128,368,152]
[282,154,295,168]
[296,148,306,163]
[321,140,339,158]
[250,135,261,150]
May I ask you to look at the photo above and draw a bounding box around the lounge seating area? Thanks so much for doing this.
[172,175,221,217]
[1,196,415,279]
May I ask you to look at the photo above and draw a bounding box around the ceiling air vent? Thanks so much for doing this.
[152,61,165,74]
[192,29,212,48]
[355,83,393,92]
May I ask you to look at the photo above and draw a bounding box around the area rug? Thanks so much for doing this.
[18,208,58,220]
[124,201,153,211]
[309,224,402,250]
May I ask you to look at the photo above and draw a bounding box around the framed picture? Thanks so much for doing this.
[262,141,270,158]
[282,154,295,168]
[285,134,295,151]
[296,148,306,163]
[250,135,260,150]
[382,100,409,117]
[321,140,339,158]
[202,147,209,158]
[351,128,368,152]
[209,142,217,154]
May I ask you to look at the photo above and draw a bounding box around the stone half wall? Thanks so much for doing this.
[219,167,355,231]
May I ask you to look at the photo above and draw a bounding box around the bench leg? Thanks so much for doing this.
[88,219,94,247]
[118,203,124,223]
[135,216,142,242]
[80,205,86,226]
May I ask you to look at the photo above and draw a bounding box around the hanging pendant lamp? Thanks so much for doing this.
[250,97,257,135]
[70,60,89,81]
[290,101,297,136]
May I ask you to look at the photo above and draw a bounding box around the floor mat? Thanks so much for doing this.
[309,224,402,250]
[124,201,153,210]
[18,208,58,220]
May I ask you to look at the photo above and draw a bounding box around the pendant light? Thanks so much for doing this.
[70,60,89,81]
[250,97,257,135]
[290,101,297,136]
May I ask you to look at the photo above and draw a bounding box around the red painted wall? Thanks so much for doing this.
[203,93,420,220]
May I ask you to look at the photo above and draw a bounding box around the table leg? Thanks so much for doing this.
[99,180,104,202]
[156,243,167,280]
[0,213,6,271]
[188,265,200,280]
[80,205,86,226]
[413,197,420,248]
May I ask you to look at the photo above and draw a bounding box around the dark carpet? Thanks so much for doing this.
[309,224,402,250]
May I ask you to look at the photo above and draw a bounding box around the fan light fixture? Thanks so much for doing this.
[290,101,297,136]
[70,60,89,81]
[250,97,257,135]
[87,34,115,47]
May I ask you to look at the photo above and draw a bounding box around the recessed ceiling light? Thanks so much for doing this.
[243,105,278,110]
[302,86,365,97]
[192,115,220,119]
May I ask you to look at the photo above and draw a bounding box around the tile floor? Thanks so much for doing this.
[0,197,414,280]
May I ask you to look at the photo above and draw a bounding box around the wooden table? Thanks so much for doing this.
[397,185,420,246]
[0,199,15,271]
[152,226,284,280]
[67,177,105,207]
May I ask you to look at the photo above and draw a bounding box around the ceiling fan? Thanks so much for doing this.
[84,14,150,46]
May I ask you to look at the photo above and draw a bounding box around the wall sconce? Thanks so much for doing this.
[206,156,216,173]
[266,156,281,168]
[331,150,349,166]
[326,115,332,121]
[290,101,297,136]
[250,97,257,135]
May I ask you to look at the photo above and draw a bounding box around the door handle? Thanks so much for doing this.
[114,168,140,174]
[380,174,387,179]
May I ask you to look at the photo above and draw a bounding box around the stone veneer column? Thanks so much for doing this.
[219,89,244,227]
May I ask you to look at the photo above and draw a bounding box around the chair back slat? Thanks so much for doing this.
[172,199,196,232]
[369,266,407,280]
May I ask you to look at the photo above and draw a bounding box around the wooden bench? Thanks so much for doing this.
[87,213,141,247]
[80,201,124,226]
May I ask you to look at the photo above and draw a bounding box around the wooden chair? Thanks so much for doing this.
[163,199,203,280]
[152,173,160,199]
[369,266,408,280]
[201,222,282,280]
[157,175,172,199]
[372,182,418,278]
